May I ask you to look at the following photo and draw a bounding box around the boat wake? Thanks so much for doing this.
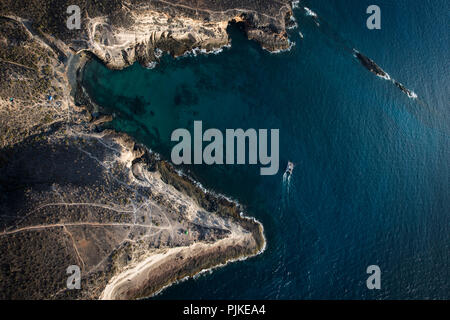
[281,170,293,209]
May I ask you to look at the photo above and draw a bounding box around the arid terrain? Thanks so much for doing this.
[0,0,292,299]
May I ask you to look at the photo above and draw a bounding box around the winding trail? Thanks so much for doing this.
[0,221,170,237]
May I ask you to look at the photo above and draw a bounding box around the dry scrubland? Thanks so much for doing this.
[0,0,291,299]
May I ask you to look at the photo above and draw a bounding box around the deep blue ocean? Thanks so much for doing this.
[82,0,449,299]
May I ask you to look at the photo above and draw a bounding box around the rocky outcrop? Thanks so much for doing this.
[354,50,389,79]
[353,49,418,99]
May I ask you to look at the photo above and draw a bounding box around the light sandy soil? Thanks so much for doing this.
[100,231,255,300]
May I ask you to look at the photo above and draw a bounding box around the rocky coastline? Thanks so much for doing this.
[0,0,285,299]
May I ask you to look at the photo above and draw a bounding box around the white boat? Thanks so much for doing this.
[285,161,294,175]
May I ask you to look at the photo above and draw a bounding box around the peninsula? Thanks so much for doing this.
[0,0,294,299]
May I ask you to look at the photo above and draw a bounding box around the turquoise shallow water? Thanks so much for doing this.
[82,0,449,299]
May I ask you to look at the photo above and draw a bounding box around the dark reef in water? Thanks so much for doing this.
[393,80,417,98]
[353,50,389,79]
[353,49,417,98]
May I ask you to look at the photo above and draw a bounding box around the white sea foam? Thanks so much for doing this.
[287,23,298,30]
[407,90,418,99]
[266,39,296,54]
[154,48,164,59]
[179,44,231,59]
[287,15,298,30]
[304,7,318,18]
[292,0,300,9]
[377,72,391,81]
[145,61,158,69]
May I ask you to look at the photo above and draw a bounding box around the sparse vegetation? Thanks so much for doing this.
[0,0,274,300]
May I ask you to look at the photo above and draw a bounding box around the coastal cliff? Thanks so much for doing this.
[1,0,293,69]
[0,0,284,299]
